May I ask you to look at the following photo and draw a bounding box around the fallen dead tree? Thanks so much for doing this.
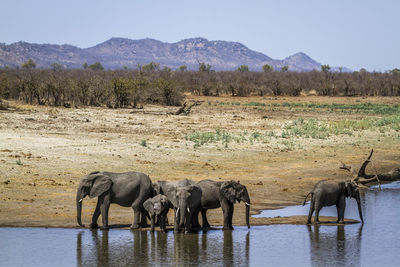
[340,149,400,187]
[174,101,202,115]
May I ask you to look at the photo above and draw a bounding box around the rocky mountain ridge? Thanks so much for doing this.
[0,37,347,71]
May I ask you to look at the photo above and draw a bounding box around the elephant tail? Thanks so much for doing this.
[303,192,312,206]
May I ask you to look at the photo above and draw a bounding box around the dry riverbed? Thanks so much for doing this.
[0,95,399,228]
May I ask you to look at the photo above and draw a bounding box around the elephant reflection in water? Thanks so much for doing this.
[77,230,110,267]
[307,224,363,266]
[77,230,154,266]
[174,233,200,266]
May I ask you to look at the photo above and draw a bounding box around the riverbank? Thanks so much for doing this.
[0,95,399,228]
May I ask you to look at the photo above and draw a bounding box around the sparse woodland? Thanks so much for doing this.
[1,65,400,108]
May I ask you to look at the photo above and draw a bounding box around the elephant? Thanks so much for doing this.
[143,194,172,232]
[196,180,250,230]
[167,184,202,233]
[303,180,364,224]
[152,179,195,229]
[76,171,153,230]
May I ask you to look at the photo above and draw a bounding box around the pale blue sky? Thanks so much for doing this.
[1,0,399,71]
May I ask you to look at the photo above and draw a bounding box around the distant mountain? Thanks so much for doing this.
[0,37,349,71]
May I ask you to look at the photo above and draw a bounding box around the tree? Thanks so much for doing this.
[262,64,273,72]
[321,64,331,73]
[51,63,63,70]
[281,66,289,72]
[236,65,249,72]
[88,62,104,70]
[198,62,212,73]
[22,59,36,69]
[178,65,187,72]
[82,62,89,69]
[142,62,160,72]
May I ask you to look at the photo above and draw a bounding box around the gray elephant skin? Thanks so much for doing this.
[167,184,202,233]
[153,179,195,231]
[76,171,153,230]
[303,180,364,224]
[196,180,251,230]
[143,194,172,232]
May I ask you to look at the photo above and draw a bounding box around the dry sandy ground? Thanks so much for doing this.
[0,95,399,229]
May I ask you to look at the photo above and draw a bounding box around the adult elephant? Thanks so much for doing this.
[167,184,202,233]
[196,180,251,230]
[153,179,195,232]
[76,171,153,230]
[303,180,364,224]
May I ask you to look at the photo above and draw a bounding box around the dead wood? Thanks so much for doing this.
[174,101,202,115]
[339,149,400,188]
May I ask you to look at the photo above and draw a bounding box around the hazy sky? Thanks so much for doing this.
[2,0,399,71]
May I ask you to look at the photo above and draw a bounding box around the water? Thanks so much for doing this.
[1,182,400,267]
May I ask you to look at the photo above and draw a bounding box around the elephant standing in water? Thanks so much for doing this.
[196,180,251,230]
[168,184,202,233]
[76,171,153,230]
[143,194,172,232]
[153,179,195,232]
[303,180,364,224]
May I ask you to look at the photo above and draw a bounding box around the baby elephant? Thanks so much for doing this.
[143,194,172,232]
[303,180,364,224]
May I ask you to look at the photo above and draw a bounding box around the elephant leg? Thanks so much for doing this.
[191,207,201,229]
[130,207,141,229]
[130,189,149,229]
[201,208,210,228]
[228,203,234,229]
[160,215,166,233]
[336,197,345,224]
[307,200,315,224]
[90,199,101,228]
[140,209,150,228]
[99,194,111,230]
[150,214,155,232]
[314,202,322,224]
[221,199,233,230]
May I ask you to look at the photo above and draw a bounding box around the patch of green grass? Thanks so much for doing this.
[273,102,400,115]
[282,118,330,139]
[140,140,147,147]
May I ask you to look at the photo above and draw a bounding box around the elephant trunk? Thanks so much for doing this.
[242,193,251,229]
[76,189,85,227]
[356,194,364,224]
[179,204,187,229]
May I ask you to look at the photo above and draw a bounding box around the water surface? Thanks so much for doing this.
[1,182,400,266]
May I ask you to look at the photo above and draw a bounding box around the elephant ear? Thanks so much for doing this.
[143,199,154,214]
[166,187,178,208]
[89,175,112,198]
[221,181,237,204]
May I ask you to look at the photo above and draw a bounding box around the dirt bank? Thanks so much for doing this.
[0,96,399,228]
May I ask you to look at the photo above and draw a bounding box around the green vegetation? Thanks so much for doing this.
[21,59,36,69]
[16,158,23,165]
[184,116,400,148]
[140,140,147,147]
[214,101,400,115]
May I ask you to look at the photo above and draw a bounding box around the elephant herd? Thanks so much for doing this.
[76,170,364,233]
[76,171,250,233]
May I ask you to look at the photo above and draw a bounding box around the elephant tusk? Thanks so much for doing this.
[187,208,190,213]
[176,208,180,218]
[245,202,250,206]
[79,199,83,203]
